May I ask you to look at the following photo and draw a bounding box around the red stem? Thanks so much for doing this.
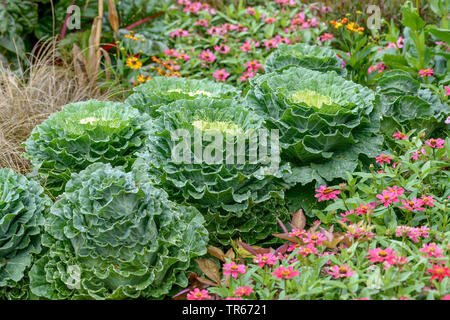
[60,0,78,39]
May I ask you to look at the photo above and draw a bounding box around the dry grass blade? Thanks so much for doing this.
[107,0,120,38]
[0,38,117,174]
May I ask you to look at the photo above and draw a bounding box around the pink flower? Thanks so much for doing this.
[244,60,263,72]
[328,265,356,279]
[411,147,426,160]
[265,17,276,24]
[367,248,396,264]
[240,40,252,52]
[246,7,256,15]
[296,244,318,258]
[444,86,450,96]
[271,266,300,279]
[425,138,445,149]
[376,190,399,207]
[395,225,429,243]
[263,39,278,50]
[194,19,209,27]
[428,265,450,282]
[233,286,254,297]
[387,186,404,197]
[240,70,255,82]
[376,153,393,165]
[446,116,450,124]
[419,68,434,77]
[226,297,243,300]
[303,232,327,246]
[393,131,409,140]
[187,288,211,300]
[223,261,246,279]
[253,253,278,268]
[420,243,444,259]
[199,49,216,63]
[421,195,436,207]
[212,69,230,82]
[399,198,425,212]
[356,203,377,215]
[314,185,340,202]
[319,33,334,42]
[213,43,230,54]
[442,295,450,300]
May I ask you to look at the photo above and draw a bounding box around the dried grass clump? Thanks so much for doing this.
[0,39,119,174]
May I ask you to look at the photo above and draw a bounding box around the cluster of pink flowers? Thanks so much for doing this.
[274,0,297,6]
[164,48,190,61]
[411,147,427,161]
[368,62,386,74]
[315,185,340,202]
[376,186,404,207]
[385,36,405,50]
[287,12,319,32]
[194,19,209,27]
[178,0,215,15]
[395,225,430,242]
[367,247,408,269]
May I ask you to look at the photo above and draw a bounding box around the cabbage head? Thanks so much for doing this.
[245,66,382,184]
[376,69,450,138]
[29,163,208,300]
[133,98,292,244]
[23,100,151,197]
[125,77,240,116]
[265,43,345,75]
[0,168,48,296]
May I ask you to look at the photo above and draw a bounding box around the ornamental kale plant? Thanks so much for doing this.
[376,69,450,139]
[0,168,49,298]
[245,66,383,185]
[133,98,292,245]
[125,77,240,116]
[29,163,208,300]
[23,100,151,197]
[265,43,345,75]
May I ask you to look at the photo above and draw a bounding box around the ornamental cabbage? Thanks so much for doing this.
[23,100,151,197]
[376,69,450,138]
[133,98,292,244]
[245,67,382,184]
[29,163,208,300]
[0,168,49,296]
[265,43,345,75]
[125,77,240,116]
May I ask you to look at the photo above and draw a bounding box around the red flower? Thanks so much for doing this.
[427,265,450,282]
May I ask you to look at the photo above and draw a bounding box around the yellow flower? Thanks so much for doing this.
[126,57,143,70]
[137,74,152,83]
[356,10,362,15]
[334,22,343,29]
[124,34,138,41]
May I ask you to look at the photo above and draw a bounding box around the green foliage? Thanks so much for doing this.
[0,168,49,296]
[29,163,208,299]
[23,100,151,197]
[125,77,240,116]
[245,66,382,184]
[133,98,292,245]
[376,70,450,138]
[265,43,345,75]
[0,0,38,62]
